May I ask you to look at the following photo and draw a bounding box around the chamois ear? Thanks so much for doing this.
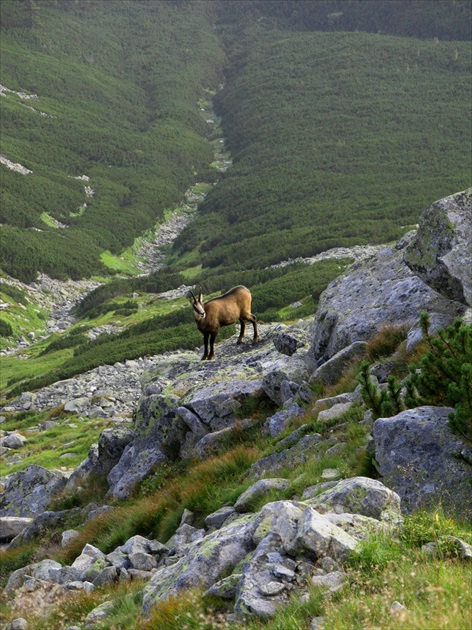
[198,288,203,302]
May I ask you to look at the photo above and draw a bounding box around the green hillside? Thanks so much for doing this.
[0,0,224,281]
[1,0,470,283]
[171,28,471,274]
[0,0,471,393]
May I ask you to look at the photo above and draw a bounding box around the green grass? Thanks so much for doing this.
[0,284,48,352]
[0,411,110,477]
[99,249,143,275]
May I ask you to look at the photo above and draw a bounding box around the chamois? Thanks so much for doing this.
[189,286,258,360]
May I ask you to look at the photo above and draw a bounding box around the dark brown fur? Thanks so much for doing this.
[190,285,258,360]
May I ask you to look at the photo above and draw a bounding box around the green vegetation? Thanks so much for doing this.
[0,0,224,281]
[172,29,471,276]
[0,319,13,337]
[357,362,405,419]
[0,282,48,351]
[406,314,472,439]
[0,409,110,477]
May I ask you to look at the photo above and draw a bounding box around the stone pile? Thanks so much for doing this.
[1,357,163,419]
[3,477,402,623]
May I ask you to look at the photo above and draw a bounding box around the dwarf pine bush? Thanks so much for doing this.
[406,314,472,440]
[357,361,405,419]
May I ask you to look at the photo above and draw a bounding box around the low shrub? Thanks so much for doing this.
[0,319,13,337]
[406,314,472,440]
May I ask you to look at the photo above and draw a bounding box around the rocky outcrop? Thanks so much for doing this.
[0,517,33,541]
[0,466,66,518]
[306,477,401,522]
[309,234,465,362]
[373,407,472,517]
[3,478,398,619]
[106,325,313,498]
[2,190,471,625]
[310,341,367,386]
[64,425,135,493]
[404,188,472,307]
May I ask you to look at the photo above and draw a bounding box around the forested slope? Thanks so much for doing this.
[0,0,224,281]
[171,27,471,274]
[1,0,470,284]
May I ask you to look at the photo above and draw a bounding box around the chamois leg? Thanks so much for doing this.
[202,332,209,360]
[207,331,217,360]
[237,318,246,344]
[250,314,258,345]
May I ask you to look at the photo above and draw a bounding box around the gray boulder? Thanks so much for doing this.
[374,407,472,517]
[317,403,353,424]
[262,356,310,406]
[404,188,472,306]
[66,425,134,493]
[0,465,66,517]
[292,508,358,562]
[96,426,135,475]
[324,512,393,541]
[193,418,260,459]
[234,479,291,513]
[309,235,465,362]
[264,403,305,437]
[0,517,33,541]
[273,325,309,356]
[307,477,401,522]
[234,533,295,618]
[4,559,62,597]
[64,444,99,493]
[310,342,367,386]
[181,379,265,432]
[142,514,259,615]
[8,509,80,548]
[61,529,80,547]
[253,501,305,550]
[106,443,168,500]
[1,434,26,449]
[311,570,347,593]
[205,506,237,530]
[312,392,361,415]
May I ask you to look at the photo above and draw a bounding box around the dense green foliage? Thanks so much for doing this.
[0,0,224,281]
[172,28,471,274]
[0,319,13,338]
[406,314,472,439]
[1,1,470,283]
[218,0,471,41]
[357,361,405,419]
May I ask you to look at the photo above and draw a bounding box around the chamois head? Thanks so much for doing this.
[188,289,205,319]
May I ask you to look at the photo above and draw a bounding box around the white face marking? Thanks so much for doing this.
[194,304,206,318]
